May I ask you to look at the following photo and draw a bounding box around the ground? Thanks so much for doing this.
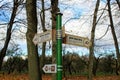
[0,74,120,80]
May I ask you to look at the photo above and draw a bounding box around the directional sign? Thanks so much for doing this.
[33,30,52,45]
[42,64,56,73]
[63,34,90,47]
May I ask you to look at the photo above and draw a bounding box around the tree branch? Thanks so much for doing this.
[96,25,110,40]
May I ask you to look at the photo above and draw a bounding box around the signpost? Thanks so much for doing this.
[32,12,90,80]
[32,28,65,45]
[63,34,90,48]
[56,12,63,80]
[33,30,52,45]
[42,64,56,73]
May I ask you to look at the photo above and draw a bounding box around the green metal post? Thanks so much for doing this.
[56,12,63,80]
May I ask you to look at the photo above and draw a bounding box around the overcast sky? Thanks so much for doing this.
[0,0,120,57]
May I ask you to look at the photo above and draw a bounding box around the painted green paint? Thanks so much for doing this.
[56,12,63,80]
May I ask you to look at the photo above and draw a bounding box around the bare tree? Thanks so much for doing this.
[88,0,100,80]
[0,0,23,71]
[26,0,42,80]
[107,0,120,75]
[40,0,47,74]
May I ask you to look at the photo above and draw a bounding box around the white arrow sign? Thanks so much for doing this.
[42,64,56,73]
[33,30,52,45]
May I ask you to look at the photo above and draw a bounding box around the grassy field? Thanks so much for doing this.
[0,73,120,80]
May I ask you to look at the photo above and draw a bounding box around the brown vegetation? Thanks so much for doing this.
[0,74,120,80]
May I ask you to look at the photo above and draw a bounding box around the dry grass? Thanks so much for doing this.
[0,73,120,80]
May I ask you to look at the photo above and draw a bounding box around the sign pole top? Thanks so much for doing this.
[56,12,63,16]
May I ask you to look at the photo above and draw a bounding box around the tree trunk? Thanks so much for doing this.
[68,62,72,75]
[26,0,42,80]
[107,0,120,75]
[115,59,119,75]
[88,0,100,80]
[40,0,47,74]
[63,47,66,77]
[116,0,120,10]
[92,57,100,76]
[0,0,19,71]
[50,0,60,80]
